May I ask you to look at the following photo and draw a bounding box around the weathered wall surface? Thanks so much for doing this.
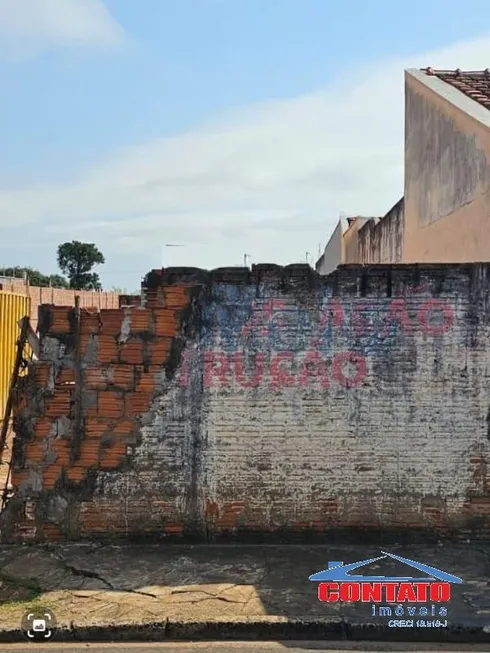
[357,199,404,265]
[0,280,120,332]
[4,263,490,542]
[404,71,490,262]
[316,220,343,275]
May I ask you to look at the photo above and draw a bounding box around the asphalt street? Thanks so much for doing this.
[3,643,490,652]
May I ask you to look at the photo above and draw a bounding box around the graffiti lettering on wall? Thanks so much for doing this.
[202,291,455,354]
[201,350,366,389]
[178,288,456,390]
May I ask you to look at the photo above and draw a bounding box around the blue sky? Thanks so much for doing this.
[1,0,490,291]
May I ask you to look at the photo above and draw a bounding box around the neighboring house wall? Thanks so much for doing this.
[403,70,490,262]
[315,220,344,275]
[316,217,372,275]
[5,264,490,541]
[343,219,365,264]
[357,199,404,264]
[0,280,120,332]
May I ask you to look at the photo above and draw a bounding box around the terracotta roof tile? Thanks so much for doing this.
[422,68,490,110]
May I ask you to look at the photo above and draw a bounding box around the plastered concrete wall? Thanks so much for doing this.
[316,220,344,275]
[4,263,490,542]
[404,72,490,262]
[342,218,368,265]
[357,199,404,264]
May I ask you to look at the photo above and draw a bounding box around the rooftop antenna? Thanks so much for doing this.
[244,253,251,268]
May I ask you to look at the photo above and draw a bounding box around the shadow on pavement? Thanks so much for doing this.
[0,542,488,644]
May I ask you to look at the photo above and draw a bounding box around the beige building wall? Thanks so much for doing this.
[315,219,344,275]
[403,70,490,262]
[343,218,366,264]
[355,199,404,265]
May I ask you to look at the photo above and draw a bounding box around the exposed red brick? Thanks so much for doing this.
[50,441,70,466]
[148,338,172,363]
[163,286,190,308]
[77,439,101,466]
[10,470,29,489]
[467,497,490,513]
[33,417,54,438]
[14,390,29,412]
[205,500,220,518]
[100,442,127,469]
[79,333,93,357]
[215,502,245,529]
[113,417,137,436]
[43,465,62,489]
[66,466,87,482]
[80,310,101,335]
[45,390,72,417]
[112,364,135,389]
[84,366,111,389]
[98,335,119,363]
[42,523,63,540]
[135,365,160,392]
[319,500,339,513]
[85,418,112,439]
[34,362,52,386]
[99,309,125,336]
[153,309,178,337]
[49,306,73,333]
[96,391,124,419]
[145,287,165,308]
[128,308,151,332]
[126,391,152,415]
[163,522,184,534]
[55,367,75,386]
[119,340,144,365]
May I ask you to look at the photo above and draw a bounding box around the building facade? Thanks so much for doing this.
[316,69,490,273]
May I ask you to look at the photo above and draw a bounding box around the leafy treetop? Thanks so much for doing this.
[57,241,105,291]
[0,266,69,289]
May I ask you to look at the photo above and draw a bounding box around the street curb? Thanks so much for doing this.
[1,619,490,644]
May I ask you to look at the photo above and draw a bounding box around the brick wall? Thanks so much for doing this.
[4,263,490,541]
[0,279,120,332]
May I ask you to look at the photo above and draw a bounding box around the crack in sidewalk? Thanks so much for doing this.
[56,558,159,598]
[170,587,245,604]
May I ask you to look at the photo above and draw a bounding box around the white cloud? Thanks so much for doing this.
[0,0,124,60]
[1,33,490,285]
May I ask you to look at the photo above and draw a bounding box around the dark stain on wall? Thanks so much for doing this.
[405,83,490,226]
[3,263,490,542]
[357,198,404,265]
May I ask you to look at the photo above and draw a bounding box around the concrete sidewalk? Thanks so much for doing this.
[0,542,489,643]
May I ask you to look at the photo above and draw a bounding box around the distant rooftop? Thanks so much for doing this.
[421,68,490,110]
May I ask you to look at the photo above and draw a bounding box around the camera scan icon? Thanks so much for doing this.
[21,608,57,642]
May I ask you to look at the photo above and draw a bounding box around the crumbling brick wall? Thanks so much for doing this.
[3,263,490,541]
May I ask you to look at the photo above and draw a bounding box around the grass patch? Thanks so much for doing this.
[0,572,42,604]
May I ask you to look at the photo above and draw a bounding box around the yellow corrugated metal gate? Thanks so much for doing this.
[0,291,30,421]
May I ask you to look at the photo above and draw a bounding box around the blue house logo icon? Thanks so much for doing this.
[309,551,463,584]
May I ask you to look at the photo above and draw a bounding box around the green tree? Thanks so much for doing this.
[57,241,105,291]
[0,266,69,288]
